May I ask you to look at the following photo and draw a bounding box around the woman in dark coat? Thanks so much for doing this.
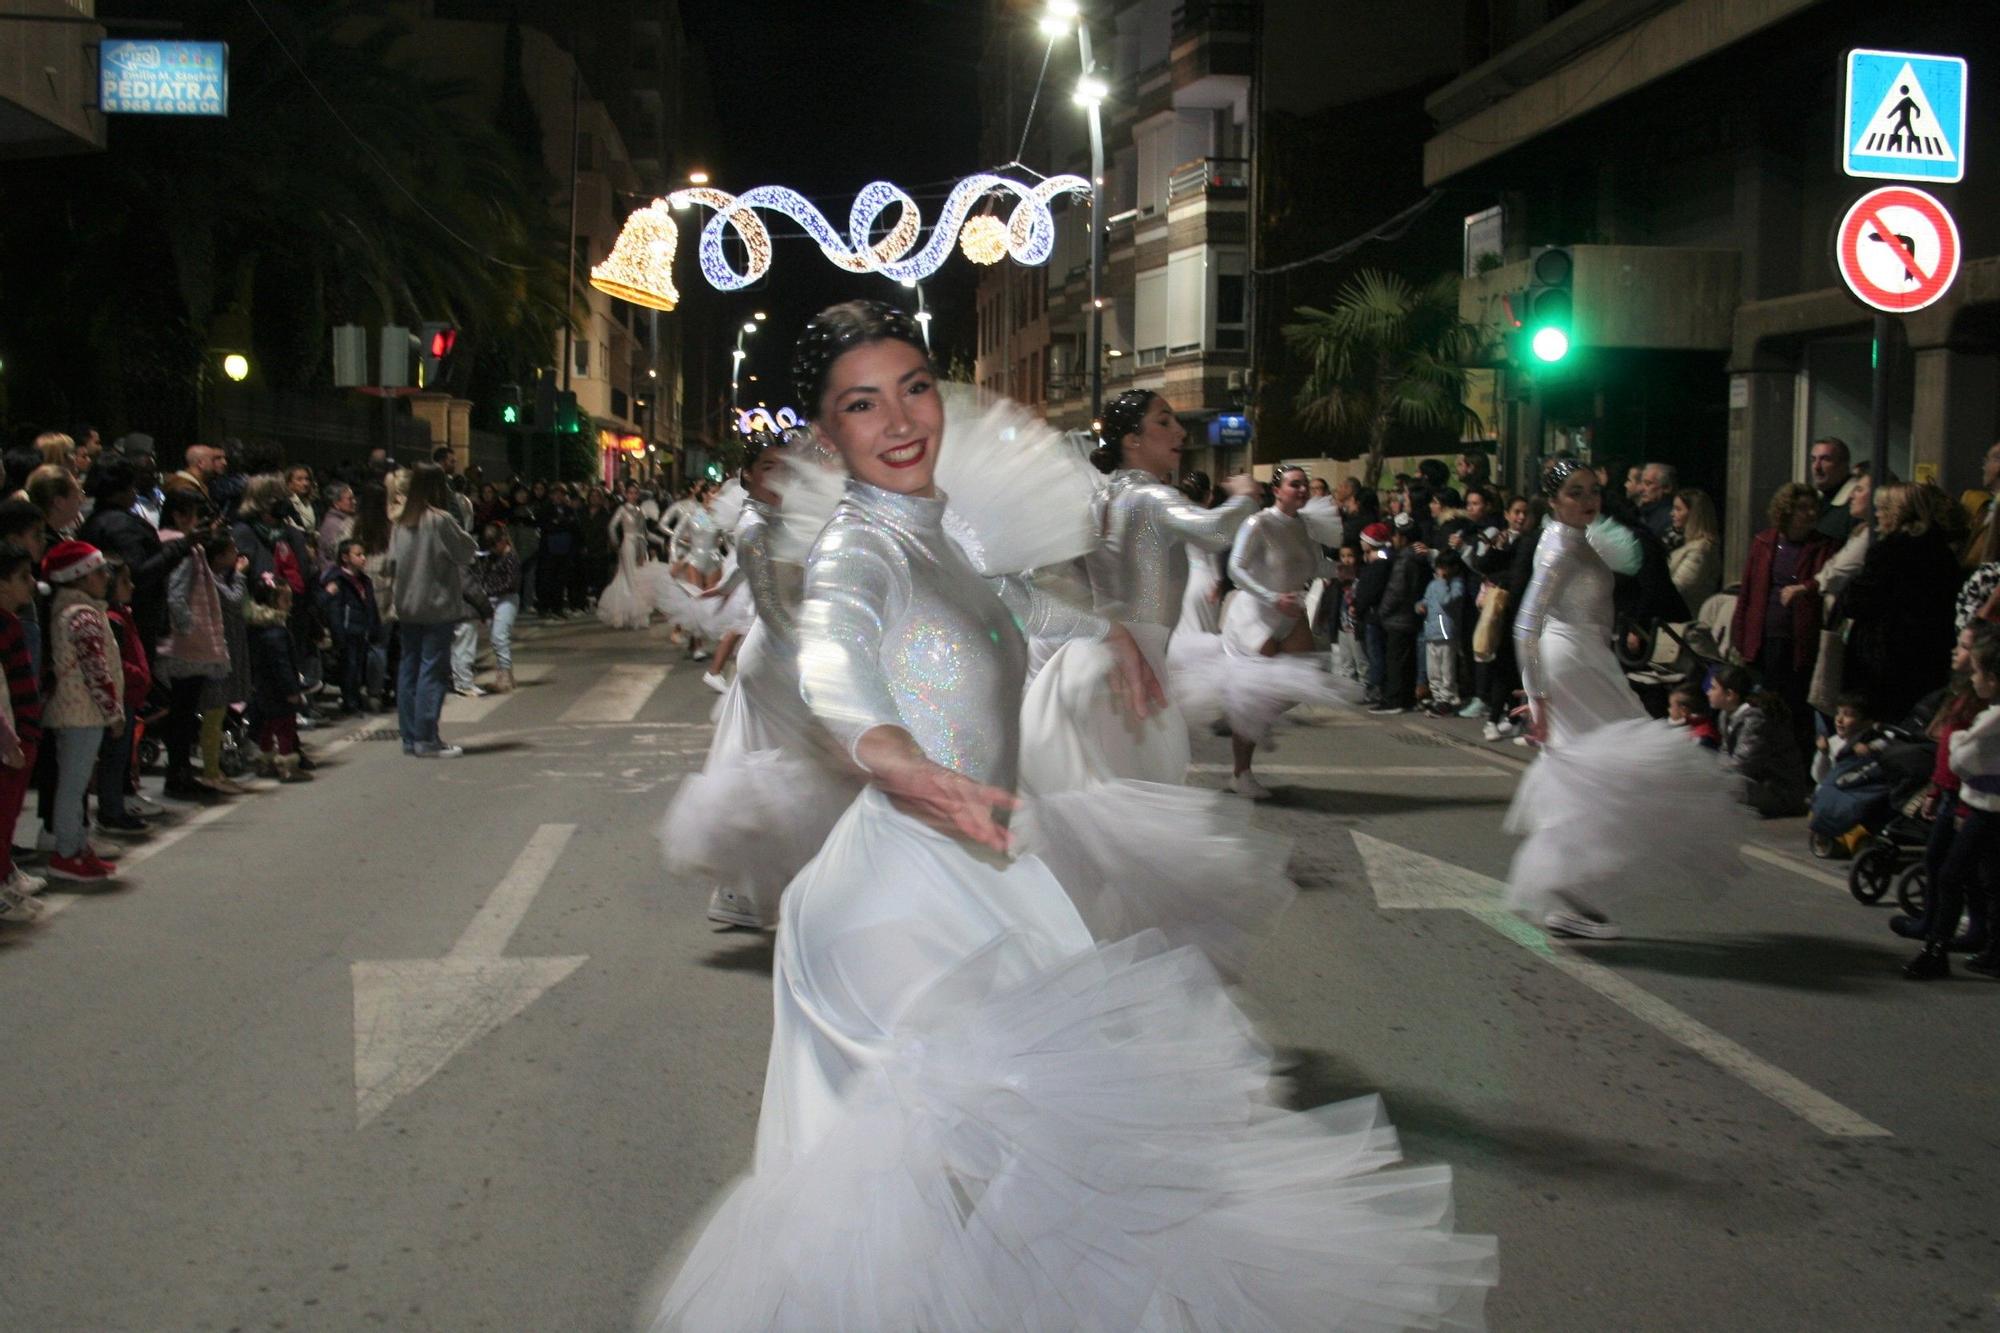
[1839,482,1964,723]
[1731,482,1836,759]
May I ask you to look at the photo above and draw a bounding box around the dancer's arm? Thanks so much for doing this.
[730,520,791,642]
[1150,478,1257,553]
[1514,528,1576,740]
[1227,515,1285,604]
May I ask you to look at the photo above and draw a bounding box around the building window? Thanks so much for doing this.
[1214,250,1247,352]
[1135,267,1167,364]
[612,387,629,418]
[1166,248,1203,354]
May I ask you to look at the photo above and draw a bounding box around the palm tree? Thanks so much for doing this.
[1282,270,1485,487]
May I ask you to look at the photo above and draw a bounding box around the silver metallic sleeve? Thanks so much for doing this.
[991,571,1110,644]
[796,524,911,763]
[1227,514,1285,604]
[1154,490,1256,553]
[1512,525,1573,701]
[736,517,793,646]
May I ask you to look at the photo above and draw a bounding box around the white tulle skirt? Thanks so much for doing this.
[648,788,1497,1331]
[1177,549,1224,639]
[1503,623,1743,914]
[652,569,719,641]
[596,537,656,630]
[1021,622,1190,788]
[1171,612,1363,748]
[658,623,859,926]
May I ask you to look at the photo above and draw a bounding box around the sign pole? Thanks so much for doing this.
[1869,312,1892,484]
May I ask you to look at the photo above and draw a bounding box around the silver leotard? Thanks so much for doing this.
[1085,469,1255,631]
[1512,520,1614,702]
[675,505,724,576]
[799,481,1108,790]
[1226,507,1320,605]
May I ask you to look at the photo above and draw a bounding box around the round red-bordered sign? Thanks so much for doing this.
[1836,186,1960,313]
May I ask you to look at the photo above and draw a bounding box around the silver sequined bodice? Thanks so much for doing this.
[1085,470,1254,629]
[1227,507,1320,604]
[799,481,1106,790]
[734,500,800,647]
[675,506,723,572]
[1513,520,1615,699]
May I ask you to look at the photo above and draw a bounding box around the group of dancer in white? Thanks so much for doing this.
[636,298,1745,1327]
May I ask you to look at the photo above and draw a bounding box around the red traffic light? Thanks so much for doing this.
[428,328,458,359]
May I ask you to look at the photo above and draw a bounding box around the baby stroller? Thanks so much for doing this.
[1840,745,1936,913]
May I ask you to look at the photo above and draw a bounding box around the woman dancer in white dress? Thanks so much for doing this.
[654,484,724,658]
[659,433,859,929]
[1021,389,1255,792]
[1506,459,1742,939]
[595,482,656,630]
[1174,471,1229,640]
[648,301,1494,1332]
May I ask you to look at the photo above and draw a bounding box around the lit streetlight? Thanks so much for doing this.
[221,353,250,382]
[687,169,710,185]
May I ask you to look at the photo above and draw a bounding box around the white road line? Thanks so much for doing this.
[1352,832,1892,1138]
[1190,763,1511,779]
[1739,843,1853,891]
[1470,907,1891,1138]
[450,824,577,958]
[442,664,552,725]
[559,663,669,723]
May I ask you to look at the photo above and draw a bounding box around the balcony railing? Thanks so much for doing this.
[1172,0,1255,39]
[1167,156,1250,203]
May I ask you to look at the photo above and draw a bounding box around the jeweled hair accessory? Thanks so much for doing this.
[790,302,926,412]
[1541,456,1586,498]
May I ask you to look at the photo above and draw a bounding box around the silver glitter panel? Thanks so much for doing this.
[1086,470,1255,629]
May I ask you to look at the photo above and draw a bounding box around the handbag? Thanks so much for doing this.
[462,580,494,622]
[1806,623,1846,715]
[1471,585,1509,661]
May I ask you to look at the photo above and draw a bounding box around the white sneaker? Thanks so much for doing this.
[453,684,487,698]
[412,744,466,759]
[706,888,764,929]
[1543,910,1622,940]
[1,878,47,925]
[1231,772,1273,800]
[690,648,710,662]
[127,795,165,819]
[702,670,728,694]
[12,868,47,895]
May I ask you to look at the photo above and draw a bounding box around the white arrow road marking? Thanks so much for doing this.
[350,823,583,1127]
[560,663,669,723]
[1352,832,1891,1139]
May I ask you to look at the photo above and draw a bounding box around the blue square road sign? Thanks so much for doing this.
[1844,48,1966,183]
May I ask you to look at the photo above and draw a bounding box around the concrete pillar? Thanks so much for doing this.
[405,393,473,467]
[1910,347,1999,493]
[1725,369,1796,574]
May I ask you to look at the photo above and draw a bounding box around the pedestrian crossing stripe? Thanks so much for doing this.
[1843,49,1967,184]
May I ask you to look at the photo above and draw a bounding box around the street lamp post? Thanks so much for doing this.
[1052,0,1107,429]
[730,311,768,417]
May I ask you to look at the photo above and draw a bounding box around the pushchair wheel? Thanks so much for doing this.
[1848,843,1898,904]
[1895,863,1929,917]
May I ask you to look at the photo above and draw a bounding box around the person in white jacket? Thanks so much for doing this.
[1906,625,2000,980]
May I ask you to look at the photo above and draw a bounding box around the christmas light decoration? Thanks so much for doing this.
[959,214,1009,265]
[662,172,1092,290]
[589,201,683,310]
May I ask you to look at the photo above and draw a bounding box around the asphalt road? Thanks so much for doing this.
[2,616,1994,1332]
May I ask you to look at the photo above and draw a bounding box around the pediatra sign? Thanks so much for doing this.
[100,40,229,117]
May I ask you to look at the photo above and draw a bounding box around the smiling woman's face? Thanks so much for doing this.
[813,338,944,496]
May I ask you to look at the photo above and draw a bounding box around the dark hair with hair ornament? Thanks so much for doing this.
[1091,389,1159,475]
[1541,456,1587,499]
[791,301,929,417]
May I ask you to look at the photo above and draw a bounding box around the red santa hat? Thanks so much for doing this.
[41,540,106,586]
[1359,522,1392,549]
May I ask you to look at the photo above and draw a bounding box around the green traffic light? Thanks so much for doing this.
[705,463,722,482]
[501,404,520,425]
[1531,326,1570,363]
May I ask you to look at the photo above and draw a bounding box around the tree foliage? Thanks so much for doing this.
[0,0,570,445]
[1281,270,1484,485]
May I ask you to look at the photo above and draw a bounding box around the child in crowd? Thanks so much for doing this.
[1417,550,1467,715]
[204,534,251,793]
[319,539,381,715]
[1667,682,1722,749]
[1906,628,2000,979]
[95,558,152,835]
[246,575,309,783]
[1710,663,1810,818]
[480,525,521,694]
[40,541,122,882]
[0,548,46,921]
[1811,692,1886,785]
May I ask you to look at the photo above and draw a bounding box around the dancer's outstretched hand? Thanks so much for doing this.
[1104,622,1168,722]
[855,726,1019,854]
[1526,699,1550,745]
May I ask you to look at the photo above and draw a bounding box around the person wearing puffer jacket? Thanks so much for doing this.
[1905,627,2000,980]
[40,541,123,883]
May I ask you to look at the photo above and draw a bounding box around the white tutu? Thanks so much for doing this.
[1503,716,1746,914]
[1021,623,1190,789]
[652,569,723,640]
[650,792,1494,1331]
[1171,630,1363,749]
[1177,549,1224,638]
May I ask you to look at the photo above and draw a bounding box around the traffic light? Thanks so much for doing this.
[498,382,523,427]
[1523,246,1573,363]
[417,321,459,389]
[704,461,723,483]
[534,373,557,428]
[556,389,582,434]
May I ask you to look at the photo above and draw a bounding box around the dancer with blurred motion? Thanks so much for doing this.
[694,480,759,693]
[1199,464,1355,799]
[595,482,656,630]
[654,482,724,658]
[1173,471,1229,641]
[1506,458,1743,940]
[659,432,859,930]
[648,301,1495,1333]
[1021,389,1255,790]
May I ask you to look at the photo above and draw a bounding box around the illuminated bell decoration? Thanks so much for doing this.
[666,172,1092,289]
[959,215,1009,265]
[590,202,682,311]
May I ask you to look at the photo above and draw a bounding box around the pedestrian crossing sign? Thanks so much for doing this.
[1844,48,1966,183]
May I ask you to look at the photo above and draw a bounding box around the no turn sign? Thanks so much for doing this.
[1835,185,1961,312]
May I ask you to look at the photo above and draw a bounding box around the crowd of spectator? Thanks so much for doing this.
[0,426,674,923]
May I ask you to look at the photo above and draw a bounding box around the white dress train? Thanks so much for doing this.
[596,502,655,629]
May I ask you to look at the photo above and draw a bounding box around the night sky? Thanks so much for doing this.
[677,0,990,401]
